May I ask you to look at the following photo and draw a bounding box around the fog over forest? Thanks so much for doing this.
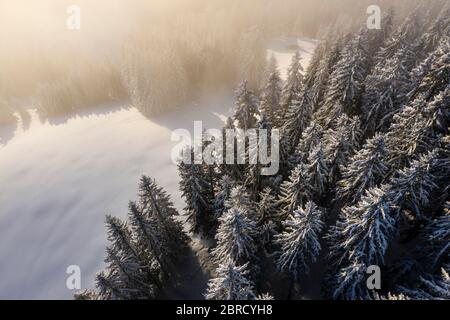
[0,0,448,301]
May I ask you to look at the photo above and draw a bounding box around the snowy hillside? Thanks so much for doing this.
[0,38,316,299]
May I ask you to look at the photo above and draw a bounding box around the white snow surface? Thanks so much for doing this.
[0,37,316,299]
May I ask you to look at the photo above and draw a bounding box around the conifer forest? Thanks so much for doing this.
[0,0,449,301]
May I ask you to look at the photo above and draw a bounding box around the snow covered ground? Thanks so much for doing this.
[0,37,316,299]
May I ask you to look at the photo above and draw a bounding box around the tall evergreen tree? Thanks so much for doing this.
[233,80,259,131]
[256,187,278,246]
[179,159,215,236]
[281,89,313,156]
[308,36,346,111]
[328,186,397,268]
[138,176,185,248]
[205,261,256,300]
[212,206,257,265]
[375,6,423,64]
[386,87,450,168]
[213,175,236,219]
[336,134,389,205]
[322,115,362,181]
[280,50,304,121]
[275,201,324,279]
[329,260,372,300]
[315,32,370,126]
[96,215,160,300]
[304,143,329,200]
[389,150,449,218]
[290,120,323,167]
[277,163,310,220]
[361,46,416,135]
[408,37,450,102]
[398,266,450,300]
[259,56,282,126]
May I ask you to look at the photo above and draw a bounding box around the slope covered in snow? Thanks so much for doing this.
[0,38,316,299]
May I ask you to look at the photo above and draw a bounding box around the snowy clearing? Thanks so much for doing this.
[0,38,316,299]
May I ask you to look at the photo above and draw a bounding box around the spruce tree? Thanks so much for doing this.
[290,120,323,167]
[336,134,389,205]
[281,89,313,155]
[328,186,397,268]
[322,115,362,181]
[389,150,449,218]
[408,37,450,102]
[256,187,278,246]
[179,159,215,236]
[397,265,450,300]
[277,163,310,220]
[304,143,329,200]
[308,37,345,111]
[259,56,282,126]
[280,50,304,121]
[361,47,416,135]
[205,261,256,300]
[138,176,185,249]
[329,260,372,300]
[213,175,236,219]
[212,206,257,265]
[315,33,370,126]
[275,201,324,278]
[386,87,450,168]
[233,80,259,131]
[98,215,160,300]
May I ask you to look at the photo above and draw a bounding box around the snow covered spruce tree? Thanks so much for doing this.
[408,37,450,102]
[374,6,423,65]
[303,40,327,92]
[329,260,373,300]
[245,116,275,201]
[137,176,186,251]
[259,55,282,126]
[307,34,348,111]
[385,86,450,168]
[95,215,160,300]
[224,186,256,217]
[389,150,450,219]
[336,134,389,205]
[281,89,313,156]
[233,80,259,132]
[256,187,278,247]
[328,185,398,270]
[280,50,304,121]
[277,163,310,221]
[398,266,450,300]
[289,120,323,167]
[76,177,187,300]
[361,47,416,136]
[213,175,236,219]
[212,206,257,265]
[275,201,324,279]
[315,32,370,126]
[419,202,450,270]
[327,185,399,300]
[179,155,215,237]
[205,261,256,300]
[304,143,329,201]
[322,115,362,182]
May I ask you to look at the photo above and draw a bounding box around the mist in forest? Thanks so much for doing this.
[0,0,426,121]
